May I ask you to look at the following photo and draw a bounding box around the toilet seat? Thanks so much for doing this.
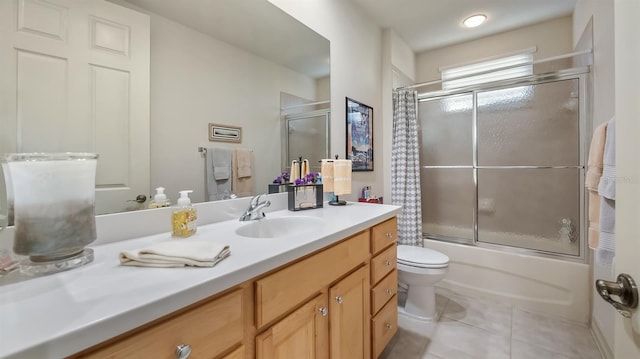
[397,245,449,269]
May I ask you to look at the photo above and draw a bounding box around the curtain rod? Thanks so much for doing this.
[398,49,593,90]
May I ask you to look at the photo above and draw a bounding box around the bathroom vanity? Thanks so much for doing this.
[0,199,400,359]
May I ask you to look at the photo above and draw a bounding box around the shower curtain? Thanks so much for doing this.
[392,89,422,246]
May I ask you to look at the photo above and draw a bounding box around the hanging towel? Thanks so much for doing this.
[206,148,232,201]
[236,148,252,178]
[232,149,254,197]
[321,159,334,192]
[291,160,300,181]
[333,159,352,196]
[597,117,615,266]
[119,240,230,268]
[586,122,608,249]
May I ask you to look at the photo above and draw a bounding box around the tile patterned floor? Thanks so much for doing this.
[380,289,603,359]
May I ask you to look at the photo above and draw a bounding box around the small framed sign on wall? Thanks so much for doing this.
[209,123,242,143]
[346,97,373,171]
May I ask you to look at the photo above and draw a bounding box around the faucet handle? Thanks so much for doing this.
[251,193,267,206]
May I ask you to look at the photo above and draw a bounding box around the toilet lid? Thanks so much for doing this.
[397,245,449,268]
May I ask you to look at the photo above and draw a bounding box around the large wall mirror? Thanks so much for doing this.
[0,0,330,219]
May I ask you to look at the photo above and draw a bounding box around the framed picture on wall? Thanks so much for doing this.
[346,97,373,171]
[209,123,242,143]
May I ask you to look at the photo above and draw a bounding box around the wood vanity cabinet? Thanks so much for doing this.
[254,230,371,359]
[73,285,249,359]
[370,217,399,358]
[72,217,398,359]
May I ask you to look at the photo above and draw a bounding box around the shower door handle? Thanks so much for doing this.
[596,273,639,318]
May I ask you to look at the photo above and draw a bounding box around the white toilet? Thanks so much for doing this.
[397,245,450,320]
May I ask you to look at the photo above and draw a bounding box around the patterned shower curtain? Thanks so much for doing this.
[391,89,422,246]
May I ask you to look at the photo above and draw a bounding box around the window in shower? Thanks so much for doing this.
[419,77,584,257]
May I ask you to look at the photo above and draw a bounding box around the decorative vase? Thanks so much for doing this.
[1,153,98,275]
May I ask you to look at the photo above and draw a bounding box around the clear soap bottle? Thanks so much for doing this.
[148,187,170,208]
[172,190,197,238]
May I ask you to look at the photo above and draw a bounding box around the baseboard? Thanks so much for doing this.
[591,316,613,359]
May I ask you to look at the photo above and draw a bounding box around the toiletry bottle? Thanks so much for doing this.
[149,187,170,208]
[172,190,197,238]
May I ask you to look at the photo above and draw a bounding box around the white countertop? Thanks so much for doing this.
[0,202,401,359]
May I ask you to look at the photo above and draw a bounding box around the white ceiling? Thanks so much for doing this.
[120,0,330,78]
[349,0,577,53]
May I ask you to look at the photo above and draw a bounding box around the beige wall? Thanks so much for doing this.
[415,16,573,83]
[573,0,616,356]
[147,12,317,203]
[268,0,383,201]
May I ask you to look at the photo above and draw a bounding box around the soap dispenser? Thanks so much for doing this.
[172,190,197,238]
[149,187,170,209]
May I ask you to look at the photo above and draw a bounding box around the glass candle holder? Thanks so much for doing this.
[1,153,98,275]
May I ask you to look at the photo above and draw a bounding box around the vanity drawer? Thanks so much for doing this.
[255,230,370,329]
[79,289,244,359]
[371,294,398,358]
[221,345,244,359]
[371,217,397,255]
[371,244,397,284]
[371,269,397,315]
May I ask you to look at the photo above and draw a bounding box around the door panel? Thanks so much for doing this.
[0,0,150,215]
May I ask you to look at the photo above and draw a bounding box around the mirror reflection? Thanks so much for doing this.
[0,0,330,218]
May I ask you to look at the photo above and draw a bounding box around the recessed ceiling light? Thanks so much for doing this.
[463,14,487,28]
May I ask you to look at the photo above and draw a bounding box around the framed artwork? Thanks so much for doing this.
[209,123,242,143]
[346,97,373,171]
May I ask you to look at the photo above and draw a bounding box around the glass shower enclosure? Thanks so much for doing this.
[419,70,587,260]
[281,109,331,174]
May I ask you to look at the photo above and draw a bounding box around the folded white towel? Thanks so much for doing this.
[119,240,230,268]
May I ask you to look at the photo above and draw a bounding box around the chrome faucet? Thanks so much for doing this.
[239,194,271,221]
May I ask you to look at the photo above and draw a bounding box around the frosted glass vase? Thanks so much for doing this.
[2,153,98,275]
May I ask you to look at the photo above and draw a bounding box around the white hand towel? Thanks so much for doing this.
[119,240,230,268]
[597,117,615,266]
[586,122,608,250]
[333,159,352,196]
[236,148,253,178]
[321,159,334,192]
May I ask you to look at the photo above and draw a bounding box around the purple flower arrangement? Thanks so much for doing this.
[272,171,291,184]
[294,172,320,186]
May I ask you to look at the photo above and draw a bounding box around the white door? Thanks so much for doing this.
[0,0,150,215]
[612,0,640,357]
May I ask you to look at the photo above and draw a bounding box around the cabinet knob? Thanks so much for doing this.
[386,232,393,238]
[385,323,393,329]
[385,260,392,266]
[335,295,343,304]
[319,307,328,316]
[175,344,192,359]
[385,288,393,295]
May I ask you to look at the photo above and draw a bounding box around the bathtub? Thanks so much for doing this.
[423,238,590,323]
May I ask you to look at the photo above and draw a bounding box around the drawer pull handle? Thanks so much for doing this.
[319,307,328,316]
[386,232,393,238]
[335,295,343,304]
[175,344,192,359]
[385,260,392,266]
[385,323,393,329]
[385,288,393,295]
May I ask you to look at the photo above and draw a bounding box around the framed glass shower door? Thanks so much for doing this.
[419,93,475,244]
[419,75,585,258]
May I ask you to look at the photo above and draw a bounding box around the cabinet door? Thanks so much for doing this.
[256,293,329,359]
[329,265,371,359]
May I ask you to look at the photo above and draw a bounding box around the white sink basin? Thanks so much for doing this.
[235,216,324,238]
